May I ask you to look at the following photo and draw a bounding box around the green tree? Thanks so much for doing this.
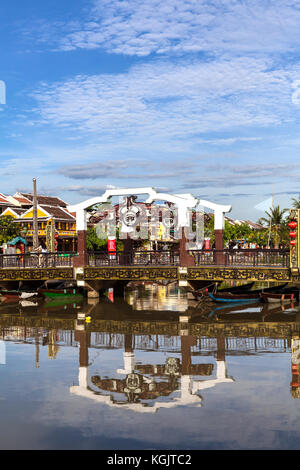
[86,227,124,251]
[248,229,269,247]
[204,216,215,244]
[233,222,252,241]
[204,217,254,245]
[0,216,22,244]
[258,205,288,247]
[86,227,107,251]
[291,194,300,209]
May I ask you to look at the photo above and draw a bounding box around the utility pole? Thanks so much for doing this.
[267,186,274,249]
[32,178,39,251]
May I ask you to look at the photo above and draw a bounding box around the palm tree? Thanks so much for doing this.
[258,205,288,248]
[291,194,300,209]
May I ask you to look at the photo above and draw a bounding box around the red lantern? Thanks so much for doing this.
[289,231,297,238]
[288,220,298,229]
[204,238,211,250]
[290,240,296,246]
[108,238,116,253]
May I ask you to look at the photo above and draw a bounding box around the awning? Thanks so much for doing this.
[7,236,28,246]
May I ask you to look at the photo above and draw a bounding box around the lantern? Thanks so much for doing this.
[204,238,211,250]
[108,238,116,253]
[289,231,297,238]
[288,220,298,229]
[290,240,296,246]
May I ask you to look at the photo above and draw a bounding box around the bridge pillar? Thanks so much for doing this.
[119,236,133,265]
[215,229,225,265]
[82,280,104,299]
[73,230,87,267]
[215,229,224,250]
[181,335,196,375]
[179,228,194,266]
[75,328,90,368]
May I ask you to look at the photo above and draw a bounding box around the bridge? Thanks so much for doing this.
[0,247,294,285]
[0,188,299,291]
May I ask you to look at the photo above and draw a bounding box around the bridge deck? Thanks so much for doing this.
[0,249,296,283]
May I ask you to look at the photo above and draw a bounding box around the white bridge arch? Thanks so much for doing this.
[68,186,232,232]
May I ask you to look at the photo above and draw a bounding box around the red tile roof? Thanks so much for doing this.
[0,193,11,204]
[19,193,68,207]
[12,194,33,205]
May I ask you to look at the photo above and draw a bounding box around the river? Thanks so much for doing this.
[0,281,299,450]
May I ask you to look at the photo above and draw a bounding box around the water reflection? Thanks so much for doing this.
[0,281,298,404]
[0,282,300,449]
[70,322,234,412]
[126,282,188,312]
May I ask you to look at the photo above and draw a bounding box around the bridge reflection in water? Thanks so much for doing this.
[0,281,300,411]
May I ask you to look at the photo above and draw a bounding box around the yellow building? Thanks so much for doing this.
[1,194,77,252]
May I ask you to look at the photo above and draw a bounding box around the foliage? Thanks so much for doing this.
[204,216,215,244]
[0,216,22,244]
[247,230,269,247]
[204,216,256,245]
[258,205,289,247]
[225,221,252,242]
[86,227,124,251]
[291,194,300,209]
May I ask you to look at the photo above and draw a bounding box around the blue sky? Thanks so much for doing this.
[1,0,300,219]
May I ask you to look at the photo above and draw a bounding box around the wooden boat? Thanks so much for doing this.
[190,281,255,300]
[261,291,296,303]
[209,283,288,303]
[38,287,83,299]
[208,291,261,303]
[0,289,37,300]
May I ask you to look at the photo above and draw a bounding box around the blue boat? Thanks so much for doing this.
[208,292,260,303]
[209,283,288,303]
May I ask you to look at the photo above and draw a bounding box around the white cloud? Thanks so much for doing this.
[55,0,300,57]
[31,56,300,142]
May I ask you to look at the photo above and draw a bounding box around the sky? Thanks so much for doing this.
[1,0,300,220]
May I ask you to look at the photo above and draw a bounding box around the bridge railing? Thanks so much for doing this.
[0,252,76,269]
[88,250,181,266]
[189,249,290,267]
[0,249,290,269]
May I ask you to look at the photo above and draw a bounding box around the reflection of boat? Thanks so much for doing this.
[40,296,83,309]
[209,302,262,315]
[20,300,39,308]
[208,300,297,322]
[0,296,19,304]
[209,283,288,303]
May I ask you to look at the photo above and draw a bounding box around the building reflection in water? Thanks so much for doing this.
[70,312,234,412]
[126,282,188,312]
[291,336,300,398]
